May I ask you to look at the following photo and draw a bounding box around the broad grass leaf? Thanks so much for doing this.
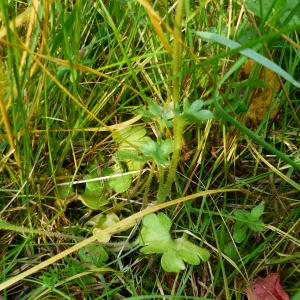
[196,31,300,89]
[246,0,300,28]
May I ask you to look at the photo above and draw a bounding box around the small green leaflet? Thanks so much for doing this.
[79,173,108,210]
[232,203,265,243]
[113,126,150,148]
[78,244,108,267]
[140,213,210,273]
[251,202,265,219]
[182,99,214,124]
[140,98,175,128]
[113,126,150,171]
[140,139,173,167]
[233,222,247,244]
[103,165,132,194]
[196,31,300,89]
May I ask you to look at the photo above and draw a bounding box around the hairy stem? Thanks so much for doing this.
[157,0,184,203]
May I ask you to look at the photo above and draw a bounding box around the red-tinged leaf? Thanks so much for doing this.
[246,273,289,300]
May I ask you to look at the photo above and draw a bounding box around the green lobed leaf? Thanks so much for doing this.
[113,126,151,151]
[78,244,109,267]
[233,209,250,220]
[140,213,173,254]
[115,149,145,171]
[79,173,108,209]
[174,237,210,265]
[140,213,210,272]
[140,140,157,157]
[160,139,173,157]
[233,222,247,243]
[116,149,143,162]
[182,99,214,124]
[107,169,132,194]
[161,249,185,273]
[84,174,105,195]
[140,139,172,166]
[251,203,265,219]
[247,217,265,232]
[162,102,175,121]
[57,184,73,199]
[79,192,109,210]
[224,242,238,260]
[146,98,163,116]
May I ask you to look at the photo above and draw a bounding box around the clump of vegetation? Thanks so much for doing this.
[0,0,300,299]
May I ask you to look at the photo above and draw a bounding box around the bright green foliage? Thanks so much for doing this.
[182,99,214,124]
[103,164,132,194]
[245,0,300,27]
[113,126,151,151]
[140,98,175,128]
[291,290,300,300]
[140,213,173,253]
[113,126,151,171]
[233,222,248,244]
[78,244,109,267]
[140,213,210,273]
[79,173,109,209]
[140,139,173,167]
[233,203,265,243]
[250,202,265,219]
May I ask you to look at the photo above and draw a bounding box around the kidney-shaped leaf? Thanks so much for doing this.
[139,213,210,273]
[79,174,108,209]
[174,237,210,265]
[140,213,172,254]
[161,249,185,273]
